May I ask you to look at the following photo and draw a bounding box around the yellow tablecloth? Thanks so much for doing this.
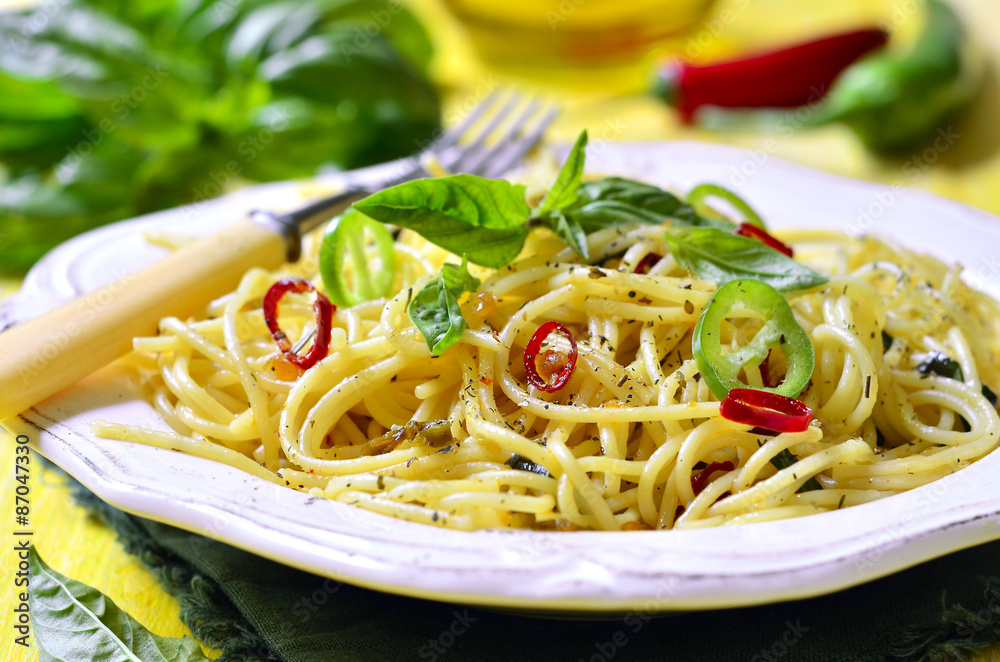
[4,0,1000,659]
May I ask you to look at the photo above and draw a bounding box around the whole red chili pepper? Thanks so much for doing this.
[656,27,889,123]
[263,278,335,371]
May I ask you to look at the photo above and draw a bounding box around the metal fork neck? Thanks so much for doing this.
[250,186,369,262]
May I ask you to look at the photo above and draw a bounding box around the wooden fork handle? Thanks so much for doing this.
[0,219,288,423]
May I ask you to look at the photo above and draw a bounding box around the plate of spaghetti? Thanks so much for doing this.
[7,138,1000,613]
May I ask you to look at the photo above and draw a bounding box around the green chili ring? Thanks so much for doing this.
[320,208,397,307]
[687,183,766,229]
[693,278,814,400]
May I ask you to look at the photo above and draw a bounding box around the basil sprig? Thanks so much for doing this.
[532,141,735,259]
[532,131,592,258]
[664,228,828,292]
[28,546,210,661]
[537,130,588,216]
[351,128,820,354]
[408,258,480,355]
[355,130,720,268]
[562,177,732,233]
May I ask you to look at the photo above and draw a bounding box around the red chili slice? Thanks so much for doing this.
[523,321,578,392]
[634,252,662,275]
[263,277,335,371]
[734,223,794,257]
[691,461,735,496]
[720,388,813,433]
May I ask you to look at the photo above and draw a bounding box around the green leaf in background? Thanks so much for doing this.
[664,227,828,292]
[408,258,481,355]
[27,545,211,662]
[0,0,441,274]
[355,175,532,268]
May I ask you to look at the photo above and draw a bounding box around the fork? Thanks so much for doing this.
[0,92,560,422]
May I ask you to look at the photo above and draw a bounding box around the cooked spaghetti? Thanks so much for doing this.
[94,183,1000,532]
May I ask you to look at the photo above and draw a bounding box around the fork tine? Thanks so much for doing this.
[380,90,507,186]
[430,89,504,153]
[284,89,560,236]
[458,97,543,176]
[479,104,560,179]
[383,90,559,188]
[442,92,524,172]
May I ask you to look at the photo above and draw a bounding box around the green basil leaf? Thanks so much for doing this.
[0,7,148,92]
[408,259,480,355]
[564,177,733,233]
[540,209,590,259]
[530,130,591,258]
[355,175,531,268]
[0,169,132,275]
[537,130,587,215]
[0,73,81,121]
[253,27,440,170]
[664,227,828,292]
[325,1,435,75]
[225,2,323,73]
[28,546,211,662]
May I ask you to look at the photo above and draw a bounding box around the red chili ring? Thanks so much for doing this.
[634,252,662,275]
[523,321,578,393]
[734,223,794,257]
[720,388,813,433]
[263,277,336,371]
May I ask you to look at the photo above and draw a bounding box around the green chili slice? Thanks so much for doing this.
[686,183,766,229]
[319,208,397,307]
[693,278,814,400]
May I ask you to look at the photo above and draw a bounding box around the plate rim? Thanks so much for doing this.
[6,140,1000,613]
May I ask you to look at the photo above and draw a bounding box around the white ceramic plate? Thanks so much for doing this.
[6,142,1000,614]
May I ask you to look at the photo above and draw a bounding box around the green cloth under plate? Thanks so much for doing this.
[61,465,1000,662]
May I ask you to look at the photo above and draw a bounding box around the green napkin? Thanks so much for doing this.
[62,465,1000,662]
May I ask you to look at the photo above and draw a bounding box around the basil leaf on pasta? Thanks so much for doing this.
[539,209,590,259]
[355,175,531,268]
[664,227,828,292]
[564,177,731,233]
[409,259,480,355]
[531,130,592,259]
[537,130,587,215]
[27,546,210,662]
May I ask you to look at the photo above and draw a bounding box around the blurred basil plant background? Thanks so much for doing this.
[0,0,441,274]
